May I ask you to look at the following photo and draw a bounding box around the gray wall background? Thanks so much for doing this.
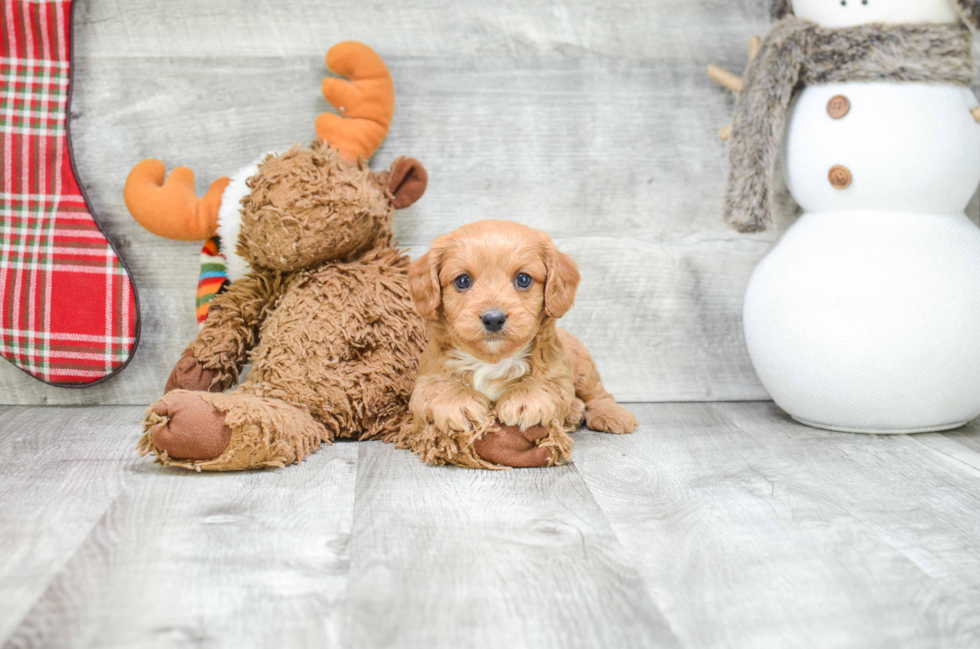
[2,0,977,405]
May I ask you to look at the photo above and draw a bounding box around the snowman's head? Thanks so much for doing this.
[773,0,979,28]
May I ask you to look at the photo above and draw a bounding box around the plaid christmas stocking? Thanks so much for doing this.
[0,0,139,386]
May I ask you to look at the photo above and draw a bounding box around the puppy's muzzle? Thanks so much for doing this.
[481,310,507,333]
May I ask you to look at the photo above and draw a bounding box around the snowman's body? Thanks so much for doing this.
[742,0,980,432]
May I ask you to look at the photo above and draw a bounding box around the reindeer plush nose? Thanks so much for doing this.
[481,310,507,333]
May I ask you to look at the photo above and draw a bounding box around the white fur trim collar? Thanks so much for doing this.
[216,151,277,281]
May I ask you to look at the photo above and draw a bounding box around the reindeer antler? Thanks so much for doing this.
[315,42,395,161]
[123,160,230,241]
[706,64,744,94]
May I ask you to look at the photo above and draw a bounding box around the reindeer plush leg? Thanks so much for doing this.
[474,421,573,468]
[393,417,572,470]
[140,390,329,471]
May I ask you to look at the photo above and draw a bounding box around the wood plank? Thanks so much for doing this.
[572,402,980,648]
[922,428,980,473]
[342,441,678,648]
[0,406,140,641]
[73,0,768,61]
[2,410,358,647]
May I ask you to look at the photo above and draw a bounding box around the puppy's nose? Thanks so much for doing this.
[481,310,507,333]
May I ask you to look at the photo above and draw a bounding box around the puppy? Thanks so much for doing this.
[407,220,637,468]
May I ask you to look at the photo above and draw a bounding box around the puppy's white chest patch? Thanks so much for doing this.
[447,347,530,402]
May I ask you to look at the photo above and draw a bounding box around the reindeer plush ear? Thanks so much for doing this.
[389,157,428,209]
[544,240,580,319]
[772,0,793,19]
[408,244,443,322]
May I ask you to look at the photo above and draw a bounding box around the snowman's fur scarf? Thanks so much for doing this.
[772,0,791,19]
[955,0,980,30]
[726,18,973,232]
[772,0,980,30]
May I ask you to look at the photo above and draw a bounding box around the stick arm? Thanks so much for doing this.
[708,36,761,141]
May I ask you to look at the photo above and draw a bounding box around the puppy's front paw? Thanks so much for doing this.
[585,398,637,434]
[496,383,558,430]
[424,389,491,432]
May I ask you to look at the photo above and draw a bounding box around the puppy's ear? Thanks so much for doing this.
[388,157,428,209]
[408,245,442,322]
[544,240,580,319]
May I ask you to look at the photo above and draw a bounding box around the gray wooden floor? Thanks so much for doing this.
[2,403,979,648]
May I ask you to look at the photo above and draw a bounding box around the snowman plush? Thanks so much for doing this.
[710,0,980,433]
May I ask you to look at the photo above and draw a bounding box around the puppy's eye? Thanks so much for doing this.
[454,274,472,290]
[515,272,532,289]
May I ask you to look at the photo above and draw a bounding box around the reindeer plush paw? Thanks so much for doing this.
[143,391,232,462]
[164,353,234,394]
[395,417,572,470]
[473,424,556,468]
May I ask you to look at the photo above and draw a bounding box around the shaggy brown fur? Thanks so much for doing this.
[140,142,430,471]
[392,220,636,469]
[726,18,973,232]
[237,146,393,270]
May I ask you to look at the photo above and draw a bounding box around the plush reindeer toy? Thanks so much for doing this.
[125,43,430,471]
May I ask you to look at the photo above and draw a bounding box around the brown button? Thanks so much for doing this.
[827,95,850,119]
[828,165,852,189]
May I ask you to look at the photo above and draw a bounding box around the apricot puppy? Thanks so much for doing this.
[404,220,637,469]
